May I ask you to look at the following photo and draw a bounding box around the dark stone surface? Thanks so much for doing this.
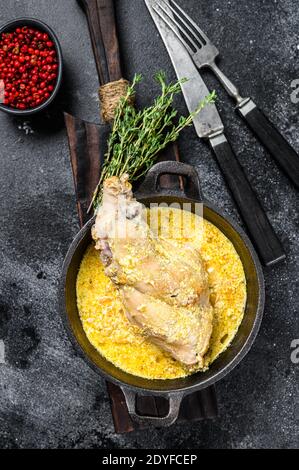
[0,0,298,449]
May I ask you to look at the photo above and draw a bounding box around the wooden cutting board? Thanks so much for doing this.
[64,0,218,433]
[64,112,218,433]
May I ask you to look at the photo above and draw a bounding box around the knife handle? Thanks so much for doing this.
[210,133,286,267]
[77,0,122,84]
[237,99,299,190]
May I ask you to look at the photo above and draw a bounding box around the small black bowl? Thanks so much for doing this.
[0,18,63,116]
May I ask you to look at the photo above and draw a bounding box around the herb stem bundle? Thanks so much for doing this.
[92,72,216,209]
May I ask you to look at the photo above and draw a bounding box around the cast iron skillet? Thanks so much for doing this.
[60,161,265,427]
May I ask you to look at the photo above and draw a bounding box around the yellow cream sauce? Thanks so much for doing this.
[76,208,246,379]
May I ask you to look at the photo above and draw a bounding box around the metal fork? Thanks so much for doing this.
[153,0,299,189]
[153,0,248,106]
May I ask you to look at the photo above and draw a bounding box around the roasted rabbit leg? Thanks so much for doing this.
[92,174,213,367]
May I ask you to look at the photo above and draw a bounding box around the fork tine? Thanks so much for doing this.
[154,2,199,54]
[161,0,205,47]
[169,0,210,45]
[152,4,196,56]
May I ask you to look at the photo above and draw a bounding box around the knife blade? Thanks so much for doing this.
[145,0,286,266]
[145,0,223,139]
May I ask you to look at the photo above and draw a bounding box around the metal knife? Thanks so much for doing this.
[144,0,285,266]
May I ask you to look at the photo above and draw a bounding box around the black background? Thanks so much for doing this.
[0,0,298,449]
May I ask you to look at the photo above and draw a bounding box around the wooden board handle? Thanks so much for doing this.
[78,0,122,84]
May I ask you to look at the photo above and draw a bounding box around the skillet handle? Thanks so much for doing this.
[121,388,184,427]
[136,161,203,201]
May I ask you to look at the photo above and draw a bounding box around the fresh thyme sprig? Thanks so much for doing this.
[92,72,216,209]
